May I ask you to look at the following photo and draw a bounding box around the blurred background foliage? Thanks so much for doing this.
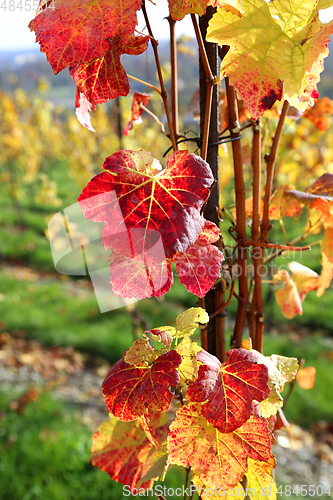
[0,38,333,500]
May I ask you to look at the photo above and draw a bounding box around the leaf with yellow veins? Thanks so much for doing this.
[167,403,272,492]
[206,0,333,117]
[246,456,277,500]
[176,335,201,385]
[175,307,209,338]
[124,336,159,365]
[210,0,244,17]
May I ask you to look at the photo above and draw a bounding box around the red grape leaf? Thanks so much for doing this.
[74,89,96,132]
[303,97,333,131]
[90,412,167,491]
[70,34,149,106]
[102,350,181,421]
[186,348,270,433]
[206,0,333,117]
[124,92,151,135]
[167,403,272,491]
[79,150,213,259]
[173,221,224,297]
[108,249,173,300]
[29,0,142,74]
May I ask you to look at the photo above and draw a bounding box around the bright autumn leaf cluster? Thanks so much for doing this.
[90,309,294,496]
[78,149,224,300]
[207,0,333,117]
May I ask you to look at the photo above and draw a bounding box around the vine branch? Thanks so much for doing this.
[142,1,177,151]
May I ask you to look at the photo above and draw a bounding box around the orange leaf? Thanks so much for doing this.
[317,252,333,297]
[296,366,316,389]
[91,412,168,491]
[167,403,272,491]
[303,97,333,131]
[269,184,303,220]
[273,270,303,319]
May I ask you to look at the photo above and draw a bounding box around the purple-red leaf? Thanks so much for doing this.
[29,0,142,74]
[186,348,270,433]
[102,350,181,421]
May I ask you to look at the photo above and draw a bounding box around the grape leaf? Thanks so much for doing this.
[174,221,224,297]
[124,92,151,135]
[186,348,270,433]
[79,150,213,259]
[259,389,283,419]
[317,252,333,297]
[273,262,319,319]
[70,34,149,106]
[269,185,303,220]
[124,336,159,366]
[303,97,333,131]
[167,403,272,491]
[273,270,303,319]
[102,350,181,421]
[147,329,173,350]
[175,335,201,385]
[90,414,158,491]
[296,366,316,389]
[74,89,96,132]
[206,0,333,117]
[108,247,173,299]
[175,307,210,337]
[246,456,277,500]
[29,0,142,74]
[168,0,208,21]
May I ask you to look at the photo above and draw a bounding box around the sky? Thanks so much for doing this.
[0,3,333,51]
[0,3,193,51]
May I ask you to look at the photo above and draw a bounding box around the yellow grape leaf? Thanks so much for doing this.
[273,270,303,319]
[246,456,277,500]
[273,262,318,319]
[175,307,209,338]
[296,366,316,389]
[167,403,272,492]
[209,0,244,17]
[206,0,333,117]
[175,335,200,385]
[259,388,283,419]
[137,446,168,488]
[317,252,333,297]
[288,261,319,301]
[124,336,159,365]
[322,226,333,263]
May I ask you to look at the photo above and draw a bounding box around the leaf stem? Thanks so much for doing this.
[167,15,179,138]
[140,105,165,133]
[127,74,161,95]
[141,1,177,151]
[191,13,215,161]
